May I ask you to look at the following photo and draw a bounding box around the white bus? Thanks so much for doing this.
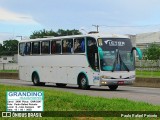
[18,33,142,90]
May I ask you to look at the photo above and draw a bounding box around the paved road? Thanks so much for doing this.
[0,79,160,105]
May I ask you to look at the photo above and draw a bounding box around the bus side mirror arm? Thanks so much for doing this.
[98,47,104,60]
[131,47,143,60]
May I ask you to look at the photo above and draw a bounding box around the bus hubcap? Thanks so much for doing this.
[34,76,38,83]
[81,78,86,86]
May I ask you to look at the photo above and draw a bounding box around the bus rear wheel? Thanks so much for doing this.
[108,85,118,91]
[32,73,45,86]
[79,75,90,90]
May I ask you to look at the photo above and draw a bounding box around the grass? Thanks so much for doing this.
[0,70,18,73]
[0,84,160,120]
[136,70,160,78]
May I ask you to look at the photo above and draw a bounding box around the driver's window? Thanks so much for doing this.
[86,37,99,71]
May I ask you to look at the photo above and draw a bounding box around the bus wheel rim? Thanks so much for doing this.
[34,76,38,83]
[81,78,86,86]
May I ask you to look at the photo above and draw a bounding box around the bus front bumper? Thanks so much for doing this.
[100,78,135,86]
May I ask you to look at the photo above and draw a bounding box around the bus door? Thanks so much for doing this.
[86,37,100,85]
[86,37,99,71]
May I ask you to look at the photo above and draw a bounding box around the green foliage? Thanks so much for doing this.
[0,84,160,112]
[0,84,159,119]
[136,70,160,78]
[0,70,18,73]
[0,40,18,56]
[30,29,82,39]
[0,43,3,51]
[0,29,82,56]
[57,29,81,36]
[143,43,160,61]
[30,29,58,39]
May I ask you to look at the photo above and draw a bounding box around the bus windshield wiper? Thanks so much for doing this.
[112,50,130,72]
[112,49,119,72]
[119,53,130,72]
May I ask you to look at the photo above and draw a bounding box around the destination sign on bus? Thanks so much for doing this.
[104,40,125,46]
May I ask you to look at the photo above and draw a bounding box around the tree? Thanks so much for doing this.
[0,43,3,52]
[30,29,58,39]
[143,43,160,61]
[1,40,19,56]
[57,29,81,36]
[30,29,82,39]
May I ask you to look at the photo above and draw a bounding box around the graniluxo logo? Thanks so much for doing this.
[8,92,43,97]
[104,40,125,46]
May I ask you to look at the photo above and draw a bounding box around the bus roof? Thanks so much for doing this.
[19,33,129,43]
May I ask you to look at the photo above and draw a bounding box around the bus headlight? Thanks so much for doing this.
[101,81,107,84]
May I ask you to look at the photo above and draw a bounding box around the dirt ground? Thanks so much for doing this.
[0,73,18,79]
[134,77,160,88]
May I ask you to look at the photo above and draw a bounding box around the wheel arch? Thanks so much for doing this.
[32,71,40,82]
[77,71,89,85]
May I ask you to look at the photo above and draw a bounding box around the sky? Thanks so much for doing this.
[1,0,160,42]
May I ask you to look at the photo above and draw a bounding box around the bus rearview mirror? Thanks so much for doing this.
[132,47,142,60]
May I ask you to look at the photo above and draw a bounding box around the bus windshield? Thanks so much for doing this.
[98,38,135,71]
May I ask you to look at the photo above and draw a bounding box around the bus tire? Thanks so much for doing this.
[56,83,67,87]
[40,82,45,86]
[79,75,90,90]
[32,73,45,86]
[108,85,118,91]
[32,73,40,86]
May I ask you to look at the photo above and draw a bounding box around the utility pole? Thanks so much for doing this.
[92,25,99,32]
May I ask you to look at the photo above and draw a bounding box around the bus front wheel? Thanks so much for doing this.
[79,76,90,90]
[108,85,118,91]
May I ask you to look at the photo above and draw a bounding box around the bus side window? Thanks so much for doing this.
[51,40,61,54]
[19,43,25,56]
[62,39,73,53]
[41,41,50,54]
[32,42,40,54]
[24,42,31,55]
[74,38,85,53]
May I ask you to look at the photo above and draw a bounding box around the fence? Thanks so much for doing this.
[136,60,160,78]
[136,60,160,71]
[0,63,18,70]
